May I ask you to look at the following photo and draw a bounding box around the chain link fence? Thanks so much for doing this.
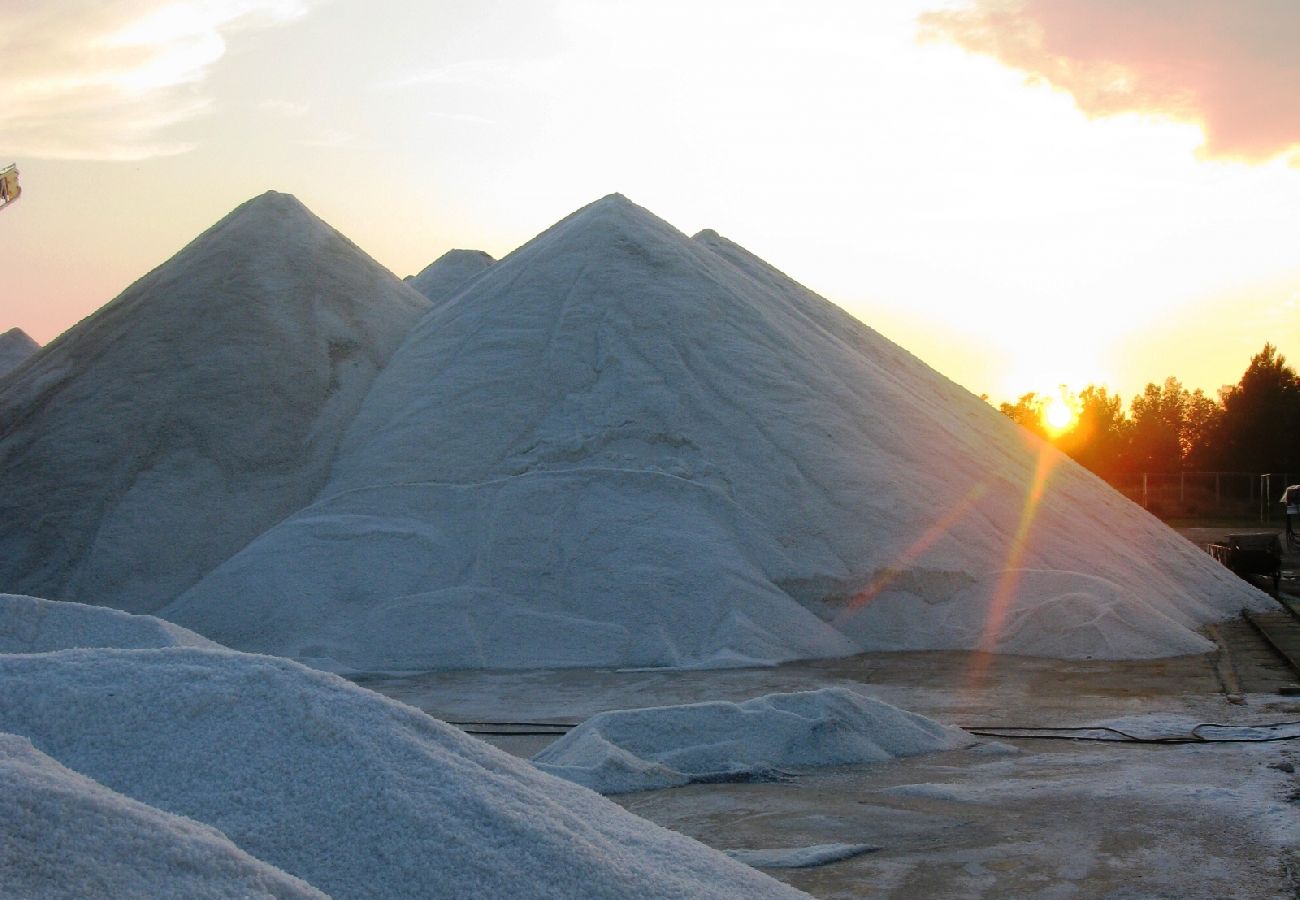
[1110,471,1296,521]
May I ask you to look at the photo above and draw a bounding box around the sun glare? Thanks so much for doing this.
[1042,396,1076,435]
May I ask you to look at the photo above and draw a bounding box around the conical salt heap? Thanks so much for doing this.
[162,194,1267,671]
[0,327,38,379]
[407,248,495,304]
[0,192,431,612]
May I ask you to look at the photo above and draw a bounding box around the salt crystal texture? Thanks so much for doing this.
[0,648,804,899]
[407,248,495,304]
[0,732,323,899]
[533,687,972,794]
[0,327,38,379]
[0,593,219,654]
[0,192,431,613]
[163,193,1269,670]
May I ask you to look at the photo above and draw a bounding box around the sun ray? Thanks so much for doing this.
[834,483,989,625]
[964,439,1061,691]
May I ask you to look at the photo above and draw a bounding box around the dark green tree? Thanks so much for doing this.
[1209,344,1300,472]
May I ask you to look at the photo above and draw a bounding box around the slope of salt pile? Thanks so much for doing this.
[0,327,38,379]
[836,569,1216,659]
[0,593,219,654]
[0,649,803,899]
[0,732,322,899]
[532,688,972,794]
[407,248,494,304]
[163,193,1267,670]
[0,192,431,613]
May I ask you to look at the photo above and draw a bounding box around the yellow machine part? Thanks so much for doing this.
[0,165,21,209]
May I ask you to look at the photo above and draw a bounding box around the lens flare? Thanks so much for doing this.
[834,483,989,626]
[964,440,1061,691]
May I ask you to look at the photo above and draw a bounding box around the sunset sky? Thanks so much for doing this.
[2,0,1298,403]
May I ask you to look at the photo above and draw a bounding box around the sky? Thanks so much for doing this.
[2,0,1298,404]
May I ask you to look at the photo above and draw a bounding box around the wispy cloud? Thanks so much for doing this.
[0,0,311,160]
[258,98,311,118]
[920,0,1300,164]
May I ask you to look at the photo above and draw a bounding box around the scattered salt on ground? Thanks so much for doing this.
[532,688,973,794]
[0,593,219,654]
[0,648,804,899]
[0,732,323,899]
[835,568,1216,659]
[164,193,1269,672]
[0,326,38,379]
[0,191,430,613]
[407,248,494,304]
[724,844,878,869]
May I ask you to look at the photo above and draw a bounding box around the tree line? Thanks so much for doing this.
[997,344,1300,483]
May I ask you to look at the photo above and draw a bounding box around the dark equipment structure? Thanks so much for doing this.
[1208,533,1282,596]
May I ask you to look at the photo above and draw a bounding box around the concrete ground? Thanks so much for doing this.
[358,636,1300,898]
[354,525,1300,898]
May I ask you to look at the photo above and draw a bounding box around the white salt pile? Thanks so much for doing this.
[724,844,878,869]
[0,732,323,899]
[161,193,1267,671]
[0,593,218,654]
[407,248,494,304]
[0,326,38,378]
[532,688,973,794]
[0,192,430,613]
[0,647,803,899]
[835,568,1217,659]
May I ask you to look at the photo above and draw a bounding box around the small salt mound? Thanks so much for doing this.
[532,688,972,794]
[407,248,495,304]
[0,649,802,900]
[725,844,878,869]
[0,732,322,899]
[836,569,1215,659]
[0,326,38,378]
[0,593,219,654]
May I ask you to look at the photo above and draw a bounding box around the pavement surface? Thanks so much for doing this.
[354,525,1300,898]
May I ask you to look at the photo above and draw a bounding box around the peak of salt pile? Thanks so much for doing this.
[0,732,323,899]
[0,326,38,378]
[408,248,495,303]
[0,192,431,613]
[0,649,802,899]
[0,593,219,654]
[164,193,1268,670]
[533,687,973,794]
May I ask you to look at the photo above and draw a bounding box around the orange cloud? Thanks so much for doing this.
[920,0,1300,164]
[0,1,310,161]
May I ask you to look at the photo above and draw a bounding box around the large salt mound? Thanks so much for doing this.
[0,732,322,899]
[0,192,431,612]
[164,474,856,671]
[407,248,494,304]
[0,593,219,654]
[836,568,1216,659]
[533,688,973,794]
[164,193,1267,669]
[0,326,38,379]
[0,649,802,899]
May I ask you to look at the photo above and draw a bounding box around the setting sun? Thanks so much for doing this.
[1042,395,1077,435]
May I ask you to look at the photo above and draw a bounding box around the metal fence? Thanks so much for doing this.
[1111,471,1296,521]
